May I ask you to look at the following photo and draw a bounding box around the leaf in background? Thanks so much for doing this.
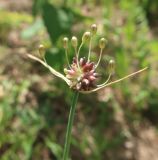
[42,2,73,44]
[115,47,129,77]
[32,0,45,17]
[45,138,62,160]
[21,18,45,40]
[45,47,65,72]
[22,134,37,160]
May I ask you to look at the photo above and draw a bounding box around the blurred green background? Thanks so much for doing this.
[0,0,158,160]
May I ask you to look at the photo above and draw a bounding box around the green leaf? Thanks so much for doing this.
[32,0,45,16]
[42,2,73,44]
[21,18,44,39]
[45,138,62,160]
[45,47,65,72]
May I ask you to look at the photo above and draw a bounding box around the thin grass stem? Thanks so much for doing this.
[95,48,103,69]
[87,37,92,62]
[97,74,111,87]
[65,49,71,68]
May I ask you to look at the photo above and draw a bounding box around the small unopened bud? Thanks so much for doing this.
[64,68,68,74]
[91,24,97,35]
[38,44,45,58]
[108,59,115,74]
[82,31,91,43]
[63,37,69,49]
[71,36,78,48]
[99,38,107,49]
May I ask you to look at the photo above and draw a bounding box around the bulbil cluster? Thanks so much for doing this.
[64,57,98,91]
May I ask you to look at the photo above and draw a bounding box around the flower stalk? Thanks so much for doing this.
[63,91,79,160]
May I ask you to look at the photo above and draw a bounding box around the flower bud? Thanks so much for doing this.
[108,59,115,74]
[71,36,78,48]
[38,44,45,58]
[64,68,68,74]
[82,31,91,43]
[99,38,107,49]
[63,37,69,49]
[91,24,97,35]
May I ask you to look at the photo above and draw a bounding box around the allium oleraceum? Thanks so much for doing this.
[27,24,147,160]
[28,24,147,94]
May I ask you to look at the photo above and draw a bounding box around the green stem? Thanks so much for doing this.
[62,91,79,160]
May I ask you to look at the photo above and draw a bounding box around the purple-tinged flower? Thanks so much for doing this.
[27,24,147,94]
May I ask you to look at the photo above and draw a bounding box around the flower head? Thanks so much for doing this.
[27,24,147,94]
[64,57,98,91]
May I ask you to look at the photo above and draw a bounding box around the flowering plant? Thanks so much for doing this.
[27,24,147,160]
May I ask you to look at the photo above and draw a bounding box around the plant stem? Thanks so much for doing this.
[63,91,79,160]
